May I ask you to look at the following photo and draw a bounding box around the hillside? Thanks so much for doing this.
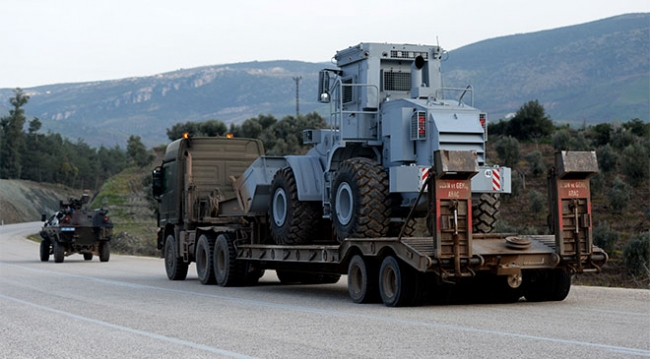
[0,14,647,148]
[0,179,82,224]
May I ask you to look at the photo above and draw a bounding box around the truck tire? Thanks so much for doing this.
[332,158,390,241]
[83,253,93,261]
[164,235,188,280]
[379,256,416,307]
[472,193,500,233]
[269,167,320,245]
[348,255,380,303]
[40,239,51,262]
[196,234,216,285]
[386,218,417,238]
[213,233,245,287]
[523,269,571,302]
[99,243,110,262]
[53,241,65,263]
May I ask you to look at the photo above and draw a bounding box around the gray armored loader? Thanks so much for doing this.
[40,194,113,263]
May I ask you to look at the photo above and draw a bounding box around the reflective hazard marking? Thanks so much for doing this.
[492,168,501,191]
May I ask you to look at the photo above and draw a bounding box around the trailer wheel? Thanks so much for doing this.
[214,233,245,287]
[164,235,188,280]
[196,234,216,285]
[53,241,65,263]
[99,243,110,262]
[472,193,500,233]
[348,255,380,303]
[523,269,571,302]
[379,256,416,307]
[40,239,51,262]
[332,158,390,241]
[83,253,93,261]
[269,167,321,245]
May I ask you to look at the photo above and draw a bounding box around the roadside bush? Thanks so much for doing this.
[623,231,650,277]
[552,129,571,151]
[596,144,618,173]
[608,176,631,214]
[495,136,521,169]
[525,151,545,177]
[528,189,545,217]
[593,222,619,254]
[620,143,649,187]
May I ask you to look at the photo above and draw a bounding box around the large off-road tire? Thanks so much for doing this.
[348,255,380,304]
[196,234,216,285]
[332,158,390,242]
[386,218,417,238]
[269,167,321,245]
[379,256,417,307]
[83,253,93,261]
[99,243,110,262]
[164,234,188,280]
[40,239,51,262]
[53,241,65,263]
[472,193,501,233]
[213,233,245,287]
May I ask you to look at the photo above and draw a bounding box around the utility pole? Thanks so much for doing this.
[292,76,302,118]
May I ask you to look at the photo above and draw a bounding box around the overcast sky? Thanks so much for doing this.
[1,0,648,89]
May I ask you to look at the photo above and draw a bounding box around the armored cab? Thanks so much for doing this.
[40,194,113,263]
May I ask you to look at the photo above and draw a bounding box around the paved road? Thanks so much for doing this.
[1,222,649,358]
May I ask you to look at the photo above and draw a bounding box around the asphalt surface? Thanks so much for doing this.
[1,222,649,358]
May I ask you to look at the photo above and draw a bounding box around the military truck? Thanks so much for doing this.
[152,43,607,306]
[40,194,113,263]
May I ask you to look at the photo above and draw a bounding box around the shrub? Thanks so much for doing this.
[608,176,631,214]
[528,189,545,217]
[495,136,521,169]
[620,143,649,187]
[593,222,619,254]
[623,232,650,277]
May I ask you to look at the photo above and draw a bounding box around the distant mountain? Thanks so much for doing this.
[1,13,647,148]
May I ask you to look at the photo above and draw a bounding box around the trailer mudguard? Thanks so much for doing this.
[285,155,324,201]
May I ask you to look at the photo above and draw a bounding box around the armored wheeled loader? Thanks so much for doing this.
[40,194,113,263]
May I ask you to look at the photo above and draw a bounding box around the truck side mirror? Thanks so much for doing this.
[318,70,331,103]
[152,167,163,198]
[41,214,47,222]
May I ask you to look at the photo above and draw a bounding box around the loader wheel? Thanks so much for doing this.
[379,256,417,307]
[83,253,93,261]
[40,239,51,262]
[196,234,216,285]
[53,241,65,263]
[164,235,188,280]
[99,243,110,262]
[269,167,321,245]
[472,193,500,233]
[348,255,380,304]
[332,158,390,242]
[213,233,245,287]
[386,218,417,238]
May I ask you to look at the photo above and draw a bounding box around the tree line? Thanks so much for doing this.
[0,89,152,190]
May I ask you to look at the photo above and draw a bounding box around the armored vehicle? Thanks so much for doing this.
[40,194,113,263]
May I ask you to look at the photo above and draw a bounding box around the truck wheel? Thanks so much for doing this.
[472,193,500,233]
[379,256,416,307]
[269,167,320,245]
[213,233,245,287]
[332,158,390,241]
[348,255,380,303]
[164,235,188,280]
[99,243,110,262]
[196,234,216,285]
[523,269,570,302]
[549,269,572,301]
[53,241,65,263]
[40,240,51,262]
[83,253,93,261]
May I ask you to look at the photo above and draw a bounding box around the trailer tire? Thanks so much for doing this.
[269,167,320,245]
[549,269,572,301]
[214,233,245,287]
[523,269,570,302]
[379,256,416,307]
[99,242,110,262]
[472,193,500,233]
[40,239,51,262]
[196,234,216,285]
[164,235,188,280]
[348,255,380,303]
[83,253,93,261]
[53,241,65,263]
[332,158,390,241]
